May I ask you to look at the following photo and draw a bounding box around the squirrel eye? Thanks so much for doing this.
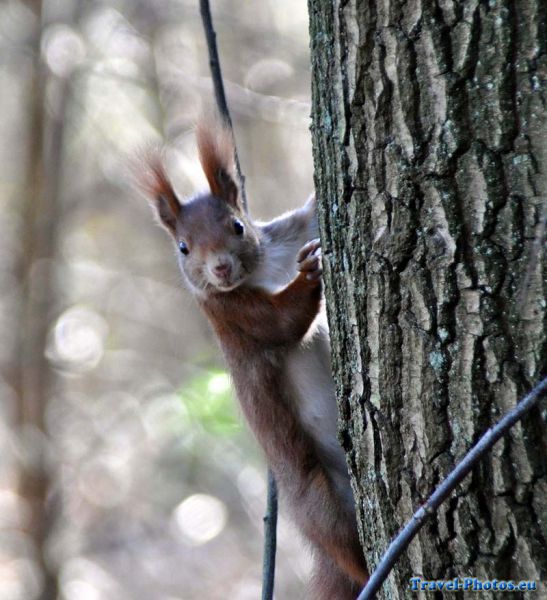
[233,219,244,236]
[178,241,189,255]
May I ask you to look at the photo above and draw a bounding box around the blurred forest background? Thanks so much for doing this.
[0,0,316,598]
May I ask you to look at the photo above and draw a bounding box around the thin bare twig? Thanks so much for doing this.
[198,2,277,598]
[357,376,547,600]
[261,470,278,600]
[199,0,247,210]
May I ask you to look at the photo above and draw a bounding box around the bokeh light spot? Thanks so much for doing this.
[47,306,108,373]
[41,24,86,77]
[61,580,101,600]
[173,494,227,546]
[207,373,231,395]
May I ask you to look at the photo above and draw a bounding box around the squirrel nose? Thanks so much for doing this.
[213,262,232,278]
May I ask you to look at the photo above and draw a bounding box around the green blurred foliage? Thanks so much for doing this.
[179,370,241,436]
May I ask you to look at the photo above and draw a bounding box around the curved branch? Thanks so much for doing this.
[357,376,547,600]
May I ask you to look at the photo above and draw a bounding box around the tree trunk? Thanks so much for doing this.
[13,3,72,597]
[308,0,546,596]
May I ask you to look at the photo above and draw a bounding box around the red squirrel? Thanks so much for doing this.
[138,122,368,598]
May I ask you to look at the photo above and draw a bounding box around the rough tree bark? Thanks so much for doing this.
[308,1,545,597]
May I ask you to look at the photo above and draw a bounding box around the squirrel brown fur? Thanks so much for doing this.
[137,121,368,599]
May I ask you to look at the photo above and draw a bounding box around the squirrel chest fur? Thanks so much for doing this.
[138,122,367,598]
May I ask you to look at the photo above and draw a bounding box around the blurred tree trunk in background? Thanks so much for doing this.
[13,1,70,597]
[309,0,545,596]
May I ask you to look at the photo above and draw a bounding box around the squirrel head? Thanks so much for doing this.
[137,123,261,294]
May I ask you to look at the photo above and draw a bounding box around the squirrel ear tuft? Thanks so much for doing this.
[156,193,179,232]
[134,148,181,234]
[196,119,240,208]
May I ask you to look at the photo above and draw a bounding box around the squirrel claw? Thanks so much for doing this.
[297,239,322,282]
[297,238,321,263]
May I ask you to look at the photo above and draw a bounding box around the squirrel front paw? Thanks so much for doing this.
[297,239,322,283]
